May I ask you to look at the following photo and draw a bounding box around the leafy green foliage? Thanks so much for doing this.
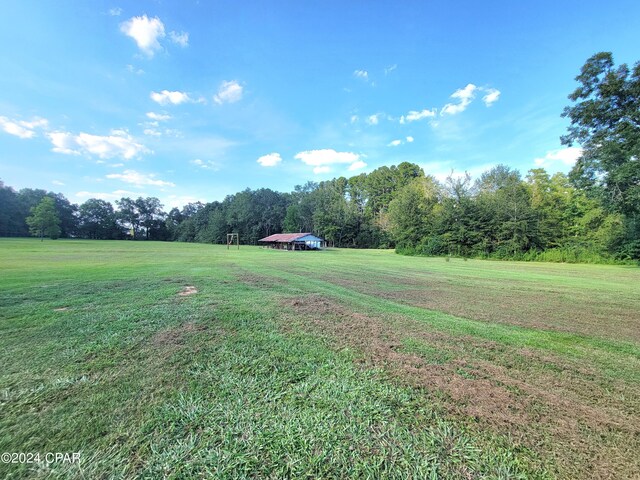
[78,198,122,239]
[388,176,440,248]
[25,196,60,240]
[562,52,640,217]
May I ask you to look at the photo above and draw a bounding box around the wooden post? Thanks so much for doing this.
[227,233,239,250]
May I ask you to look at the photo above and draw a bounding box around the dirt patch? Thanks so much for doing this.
[283,295,529,428]
[281,293,640,479]
[177,286,198,296]
[237,271,286,289]
[324,274,640,343]
[151,322,208,348]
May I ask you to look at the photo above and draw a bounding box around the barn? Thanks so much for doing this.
[258,233,325,250]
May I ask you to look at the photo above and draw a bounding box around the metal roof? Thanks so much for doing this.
[258,233,319,243]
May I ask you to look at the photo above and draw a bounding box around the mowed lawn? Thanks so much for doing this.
[1,240,639,479]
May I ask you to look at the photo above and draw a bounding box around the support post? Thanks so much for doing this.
[227,233,239,250]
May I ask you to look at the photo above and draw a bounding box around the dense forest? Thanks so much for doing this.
[1,52,638,262]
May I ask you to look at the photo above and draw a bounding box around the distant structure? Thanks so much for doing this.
[227,233,239,250]
[258,233,325,251]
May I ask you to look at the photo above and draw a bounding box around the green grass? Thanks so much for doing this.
[1,239,638,478]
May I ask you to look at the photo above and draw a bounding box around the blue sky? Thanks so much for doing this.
[1,1,638,208]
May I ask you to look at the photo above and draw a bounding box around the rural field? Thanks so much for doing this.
[1,239,639,479]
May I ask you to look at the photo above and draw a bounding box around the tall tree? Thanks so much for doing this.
[16,188,49,236]
[26,197,61,240]
[78,198,121,239]
[476,166,536,256]
[51,193,79,238]
[387,176,440,248]
[562,52,640,217]
[283,204,301,233]
[116,197,140,239]
[437,172,481,256]
[0,181,23,236]
[135,197,165,240]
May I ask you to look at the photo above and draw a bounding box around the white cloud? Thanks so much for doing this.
[421,161,496,183]
[3,115,147,160]
[387,136,414,147]
[75,189,140,201]
[146,112,171,121]
[165,194,205,209]
[52,180,65,186]
[400,109,436,124]
[106,169,175,187]
[76,131,147,159]
[48,131,80,154]
[150,90,191,105]
[366,114,380,125]
[384,64,397,75]
[482,88,501,107]
[49,130,148,159]
[126,64,144,75]
[313,166,331,174]
[348,160,367,171]
[257,152,282,167]
[0,117,34,139]
[350,115,359,124]
[213,80,243,104]
[441,84,477,116]
[108,7,122,16]
[161,128,181,137]
[353,70,368,80]
[190,158,219,170]
[120,15,165,57]
[141,112,176,137]
[295,149,360,167]
[169,31,189,47]
[0,116,48,139]
[396,84,499,124]
[295,149,365,174]
[20,118,48,129]
[534,147,583,169]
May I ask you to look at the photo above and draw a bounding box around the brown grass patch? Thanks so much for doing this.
[177,285,198,296]
[237,271,285,289]
[325,274,640,343]
[151,322,208,349]
[281,293,640,479]
[284,295,530,428]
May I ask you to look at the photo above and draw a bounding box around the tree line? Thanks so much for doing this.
[1,52,638,262]
[1,157,637,261]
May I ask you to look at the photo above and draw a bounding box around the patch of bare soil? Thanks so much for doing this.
[150,322,208,359]
[281,294,640,479]
[151,322,208,348]
[177,285,198,296]
[237,271,285,289]
[325,275,640,343]
[284,295,529,426]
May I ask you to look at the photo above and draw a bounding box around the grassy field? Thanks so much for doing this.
[1,239,639,479]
